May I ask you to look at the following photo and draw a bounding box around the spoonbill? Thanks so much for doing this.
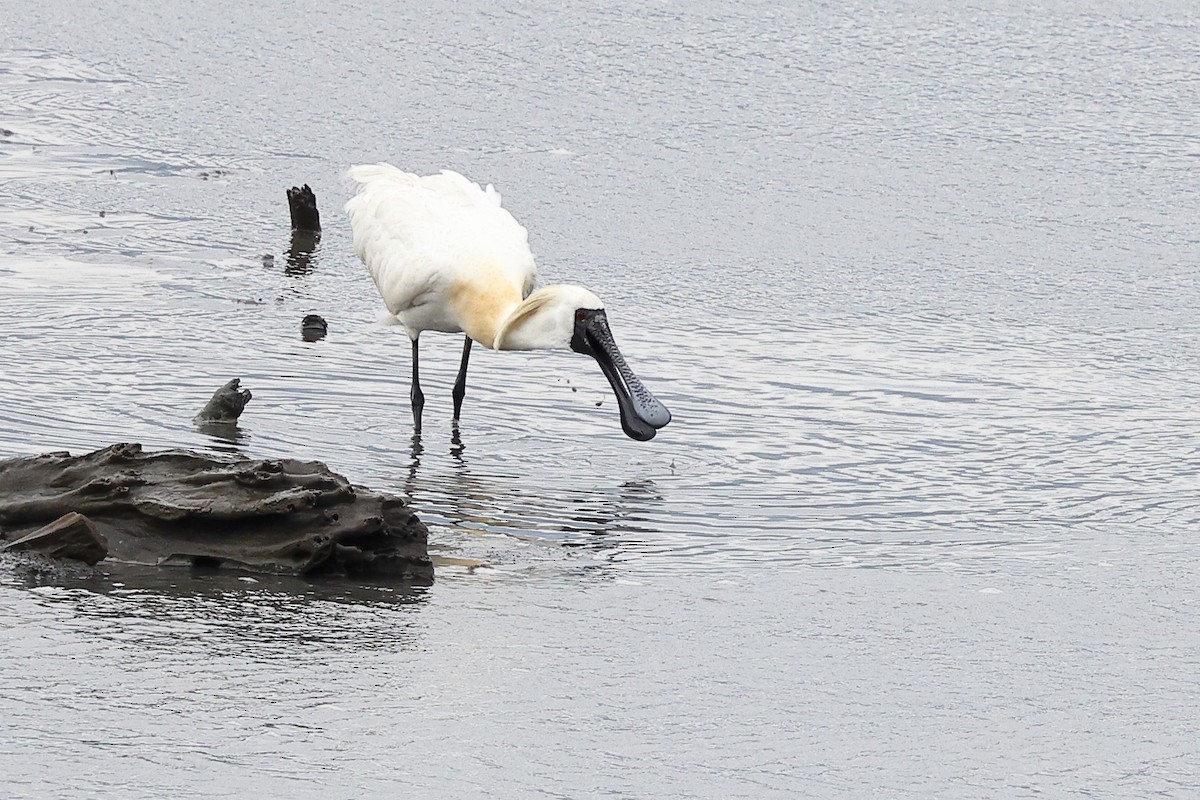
[344,164,672,441]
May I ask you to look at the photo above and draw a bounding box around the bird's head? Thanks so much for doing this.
[495,285,672,441]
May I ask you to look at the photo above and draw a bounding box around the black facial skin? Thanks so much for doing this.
[570,308,672,441]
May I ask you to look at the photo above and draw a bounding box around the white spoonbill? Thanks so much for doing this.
[344,164,672,441]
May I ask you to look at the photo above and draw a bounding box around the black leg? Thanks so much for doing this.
[452,336,473,422]
[450,423,466,462]
[410,337,424,432]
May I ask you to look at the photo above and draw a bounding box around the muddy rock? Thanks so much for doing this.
[1,512,108,565]
[301,314,328,341]
[194,378,252,423]
[0,444,432,581]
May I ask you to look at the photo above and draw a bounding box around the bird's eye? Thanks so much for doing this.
[575,310,588,323]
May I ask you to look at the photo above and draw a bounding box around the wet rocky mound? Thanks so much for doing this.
[0,443,431,582]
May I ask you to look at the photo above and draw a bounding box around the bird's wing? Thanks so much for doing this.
[345,164,537,315]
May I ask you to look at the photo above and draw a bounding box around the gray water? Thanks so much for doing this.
[2,1,1198,797]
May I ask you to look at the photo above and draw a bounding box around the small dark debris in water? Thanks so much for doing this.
[572,387,577,392]
[595,401,602,407]
[287,184,321,232]
[261,253,275,266]
[0,128,14,137]
[198,169,229,181]
[194,378,252,424]
[80,229,88,234]
[302,314,328,342]
[98,210,106,217]
[109,169,115,176]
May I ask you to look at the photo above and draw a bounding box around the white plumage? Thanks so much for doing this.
[344,163,671,440]
[345,165,537,343]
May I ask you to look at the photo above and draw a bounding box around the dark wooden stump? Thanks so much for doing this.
[286,184,320,232]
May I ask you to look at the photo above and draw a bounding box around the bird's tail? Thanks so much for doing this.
[346,163,416,192]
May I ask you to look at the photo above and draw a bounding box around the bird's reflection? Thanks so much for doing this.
[450,424,466,462]
[398,426,665,567]
[406,430,425,488]
[558,478,664,540]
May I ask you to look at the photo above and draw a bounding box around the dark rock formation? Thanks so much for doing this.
[1,512,109,565]
[0,444,432,582]
[194,378,252,423]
